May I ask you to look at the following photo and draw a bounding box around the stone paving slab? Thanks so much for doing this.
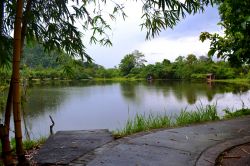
[70,116,250,166]
[34,129,113,165]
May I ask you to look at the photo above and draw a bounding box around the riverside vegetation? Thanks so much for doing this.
[113,104,250,138]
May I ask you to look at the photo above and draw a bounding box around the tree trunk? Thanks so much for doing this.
[19,0,32,142]
[1,78,15,166]
[12,0,27,164]
[0,125,15,166]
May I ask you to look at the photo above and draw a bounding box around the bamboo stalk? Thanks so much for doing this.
[12,0,26,164]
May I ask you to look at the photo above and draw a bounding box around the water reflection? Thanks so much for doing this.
[120,82,137,101]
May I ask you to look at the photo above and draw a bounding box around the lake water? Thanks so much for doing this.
[10,80,250,139]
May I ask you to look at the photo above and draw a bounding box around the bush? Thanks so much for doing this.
[191,73,207,80]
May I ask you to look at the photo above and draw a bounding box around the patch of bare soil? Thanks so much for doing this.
[216,143,250,166]
[25,147,39,166]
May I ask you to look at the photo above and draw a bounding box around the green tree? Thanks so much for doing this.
[162,59,171,65]
[119,54,137,76]
[186,54,198,65]
[22,44,60,68]
[200,0,250,66]
[119,50,146,76]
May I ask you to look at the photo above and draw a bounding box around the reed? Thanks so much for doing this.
[175,104,219,126]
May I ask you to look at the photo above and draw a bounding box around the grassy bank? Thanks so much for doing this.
[214,79,250,86]
[93,77,144,81]
[113,105,250,138]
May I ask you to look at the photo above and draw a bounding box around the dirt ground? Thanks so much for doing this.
[217,143,250,166]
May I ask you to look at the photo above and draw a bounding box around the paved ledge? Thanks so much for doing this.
[34,129,113,165]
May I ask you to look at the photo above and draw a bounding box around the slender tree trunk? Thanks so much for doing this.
[12,0,27,164]
[0,125,14,166]
[1,78,15,166]
[18,0,32,143]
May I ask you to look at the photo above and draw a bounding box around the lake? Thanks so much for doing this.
[9,80,250,139]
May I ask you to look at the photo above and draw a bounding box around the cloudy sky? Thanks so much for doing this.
[85,1,222,68]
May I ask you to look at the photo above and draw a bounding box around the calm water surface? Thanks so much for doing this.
[16,80,250,139]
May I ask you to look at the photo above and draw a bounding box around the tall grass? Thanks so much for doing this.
[175,104,219,126]
[113,113,171,138]
[113,104,220,138]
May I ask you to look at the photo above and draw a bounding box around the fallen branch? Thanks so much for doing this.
[49,115,55,135]
[224,156,241,159]
[203,159,214,164]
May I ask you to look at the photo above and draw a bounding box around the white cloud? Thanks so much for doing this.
[138,36,211,64]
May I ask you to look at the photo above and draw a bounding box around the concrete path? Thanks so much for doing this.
[35,116,250,165]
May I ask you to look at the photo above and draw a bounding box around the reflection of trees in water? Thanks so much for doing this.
[119,80,173,103]
[176,81,250,104]
[119,80,250,105]
[23,87,67,118]
[25,80,118,118]
[119,82,137,101]
[22,106,31,140]
[21,80,122,119]
[29,79,118,88]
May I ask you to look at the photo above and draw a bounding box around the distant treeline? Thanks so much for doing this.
[1,45,250,83]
